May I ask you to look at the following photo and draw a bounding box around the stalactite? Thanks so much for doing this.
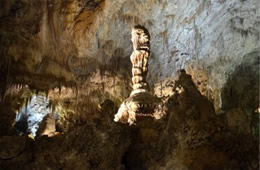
[2,89,7,102]
[10,88,13,100]
[101,82,105,94]
[59,85,61,96]
[36,89,39,96]
[45,89,49,99]
[29,96,32,103]
[18,84,21,91]
[112,74,116,94]
[6,59,11,84]
[51,103,55,115]
[75,85,79,110]
[25,98,29,114]
[160,81,163,97]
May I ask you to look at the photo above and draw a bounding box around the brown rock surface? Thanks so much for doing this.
[0,72,258,170]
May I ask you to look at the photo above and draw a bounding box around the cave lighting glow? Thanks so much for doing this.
[15,94,51,137]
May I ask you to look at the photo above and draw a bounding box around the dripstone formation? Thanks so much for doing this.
[130,25,150,96]
[114,25,166,125]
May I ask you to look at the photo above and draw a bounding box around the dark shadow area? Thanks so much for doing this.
[222,51,259,110]
[222,51,259,136]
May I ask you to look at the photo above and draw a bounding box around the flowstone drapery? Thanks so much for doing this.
[114,25,166,125]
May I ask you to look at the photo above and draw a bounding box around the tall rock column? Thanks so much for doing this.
[114,25,166,125]
[130,25,150,96]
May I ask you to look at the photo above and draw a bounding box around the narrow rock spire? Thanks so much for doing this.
[130,25,150,96]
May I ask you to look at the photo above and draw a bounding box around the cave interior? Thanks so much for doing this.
[0,0,259,169]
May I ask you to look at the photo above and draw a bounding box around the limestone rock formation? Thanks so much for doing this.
[15,94,51,136]
[130,25,150,95]
[36,114,56,137]
[114,26,166,125]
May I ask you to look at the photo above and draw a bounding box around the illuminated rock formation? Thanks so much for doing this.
[114,26,166,125]
[130,25,150,96]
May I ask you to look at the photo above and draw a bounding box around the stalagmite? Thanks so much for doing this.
[130,25,150,96]
[114,25,166,125]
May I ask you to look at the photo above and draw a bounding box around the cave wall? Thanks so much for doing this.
[0,0,259,108]
[0,0,259,136]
